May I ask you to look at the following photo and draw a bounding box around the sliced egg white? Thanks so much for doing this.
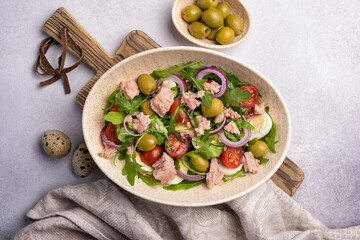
[135,152,153,172]
[168,80,177,88]
[248,112,272,141]
[218,163,243,176]
[170,161,187,185]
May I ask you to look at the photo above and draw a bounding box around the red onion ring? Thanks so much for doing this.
[195,67,228,98]
[123,112,146,137]
[100,126,121,149]
[219,128,252,148]
[163,74,186,94]
[210,117,227,135]
[176,169,206,181]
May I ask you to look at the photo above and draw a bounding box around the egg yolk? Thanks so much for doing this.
[249,116,266,133]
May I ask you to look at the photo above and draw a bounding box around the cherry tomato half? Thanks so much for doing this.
[169,99,190,125]
[244,107,255,119]
[239,85,259,107]
[140,145,164,167]
[109,105,121,112]
[221,147,244,169]
[105,123,121,145]
[169,98,180,114]
[165,133,189,158]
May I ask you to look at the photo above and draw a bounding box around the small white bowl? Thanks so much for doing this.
[172,0,252,49]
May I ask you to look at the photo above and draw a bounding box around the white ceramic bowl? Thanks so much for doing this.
[172,0,251,49]
[83,47,291,207]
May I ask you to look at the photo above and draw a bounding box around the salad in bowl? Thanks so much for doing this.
[97,60,277,190]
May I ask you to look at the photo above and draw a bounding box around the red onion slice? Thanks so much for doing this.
[195,67,228,98]
[210,117,227,135]
[100,126,121,149]
[123,114,146,137]
[176,169,206,181]
[219,128,252,148]
[163,74,186,94]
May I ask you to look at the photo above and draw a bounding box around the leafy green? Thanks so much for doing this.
[114,91,147,114]
[224,131,240,142]
[171,86,179,96]
[122,152,137,186]
[104,111,126,125]
[146,115,169,145]
[186,137,223,159]
[117,127,136,151]
[220,67,251,89]
[263,107,278,153]
[137,173,161,186]
[151,60,204,79]
[104,88,120,113]
[163,180,205,191]
[258,157,269,165]
[221,170,245,186]
[202,90,213,108]
[181,68,207,91]
[234,119,254,129]
[221,88,251,107]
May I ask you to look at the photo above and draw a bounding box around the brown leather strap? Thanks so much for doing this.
[35,28,84,94]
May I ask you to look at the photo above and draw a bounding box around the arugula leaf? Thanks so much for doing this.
[221,88,251,107]
[221,170,245,186]
[234,119,254,129]
[114,91,147,114]
[151,60,203,79]
[202,90,213,108]
[186,137,223,159]
[224,131,240,142]
[181,69,207,91]
[122,152,137,186]
[263,107,278,153]
[258,157,269,165]
[117,127,136,151]
[104,111,126,125]
[220,67,251,89]
[137,173,161,186]
[104,88,120,113]
[163,180,204,191]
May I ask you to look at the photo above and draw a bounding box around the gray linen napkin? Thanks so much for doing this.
[12,179,360,240]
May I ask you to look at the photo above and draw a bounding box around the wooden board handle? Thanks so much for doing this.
[42,7,115,74]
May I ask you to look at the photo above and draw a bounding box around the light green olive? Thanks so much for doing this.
[216,2,231,18]
[215,26,235,45]
[201,98,224,118]
[201,7,224,28]
[182,5,202,23]
[224,14,244,35]
[248,140,269,158]
[137,74,157,95]
[207,26,222,40]
[190,154,209,172]
[197,0,219,10]
[140,100,154,115]
[136,134,157,151]
[189,21,211,39]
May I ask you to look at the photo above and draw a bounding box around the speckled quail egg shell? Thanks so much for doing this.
[72,143,96,178]
[41,130,71,158]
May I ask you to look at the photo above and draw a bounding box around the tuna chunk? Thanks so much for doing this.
[128,112,151,133]
[194,115,211,136]
[254,102,266,115]
[224,121,240,134]
[206,158,224,189]
[98,142,118,159]
[150,80,175,117]
[243,152,259,173]
[202,80,221,94]
[152,152,176,184]
[178,129,196,138]
[223,108,241,120]
[214,112,225,124]
[181,90,205,110]
[119,81,140,100]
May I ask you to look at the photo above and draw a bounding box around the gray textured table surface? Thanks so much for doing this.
[0,0,359,238]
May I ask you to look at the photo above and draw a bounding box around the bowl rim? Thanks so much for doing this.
[171,0,252,49]
[82,46,291,207]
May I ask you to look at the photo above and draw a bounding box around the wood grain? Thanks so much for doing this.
[42,7,304,196]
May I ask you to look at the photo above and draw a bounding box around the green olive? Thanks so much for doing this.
[216,2,231,18]
[140,100,154,115]
[136,134,157,151]
[248,140,269,158]
[224,14,244,35]
[182,5,202,23]
[201,7,224,28]
[196,0,219,9]
[215,26,235,45]
[188,21,211,39]
[137,74,157,95]
[207,26,222,40]
[201,98,224,118]
[190,154,209,172]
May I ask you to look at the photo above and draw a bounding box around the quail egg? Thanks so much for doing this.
[72,143,96,178]
[41,130,71,158]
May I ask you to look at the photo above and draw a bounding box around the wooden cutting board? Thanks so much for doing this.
[43,7,304,196]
